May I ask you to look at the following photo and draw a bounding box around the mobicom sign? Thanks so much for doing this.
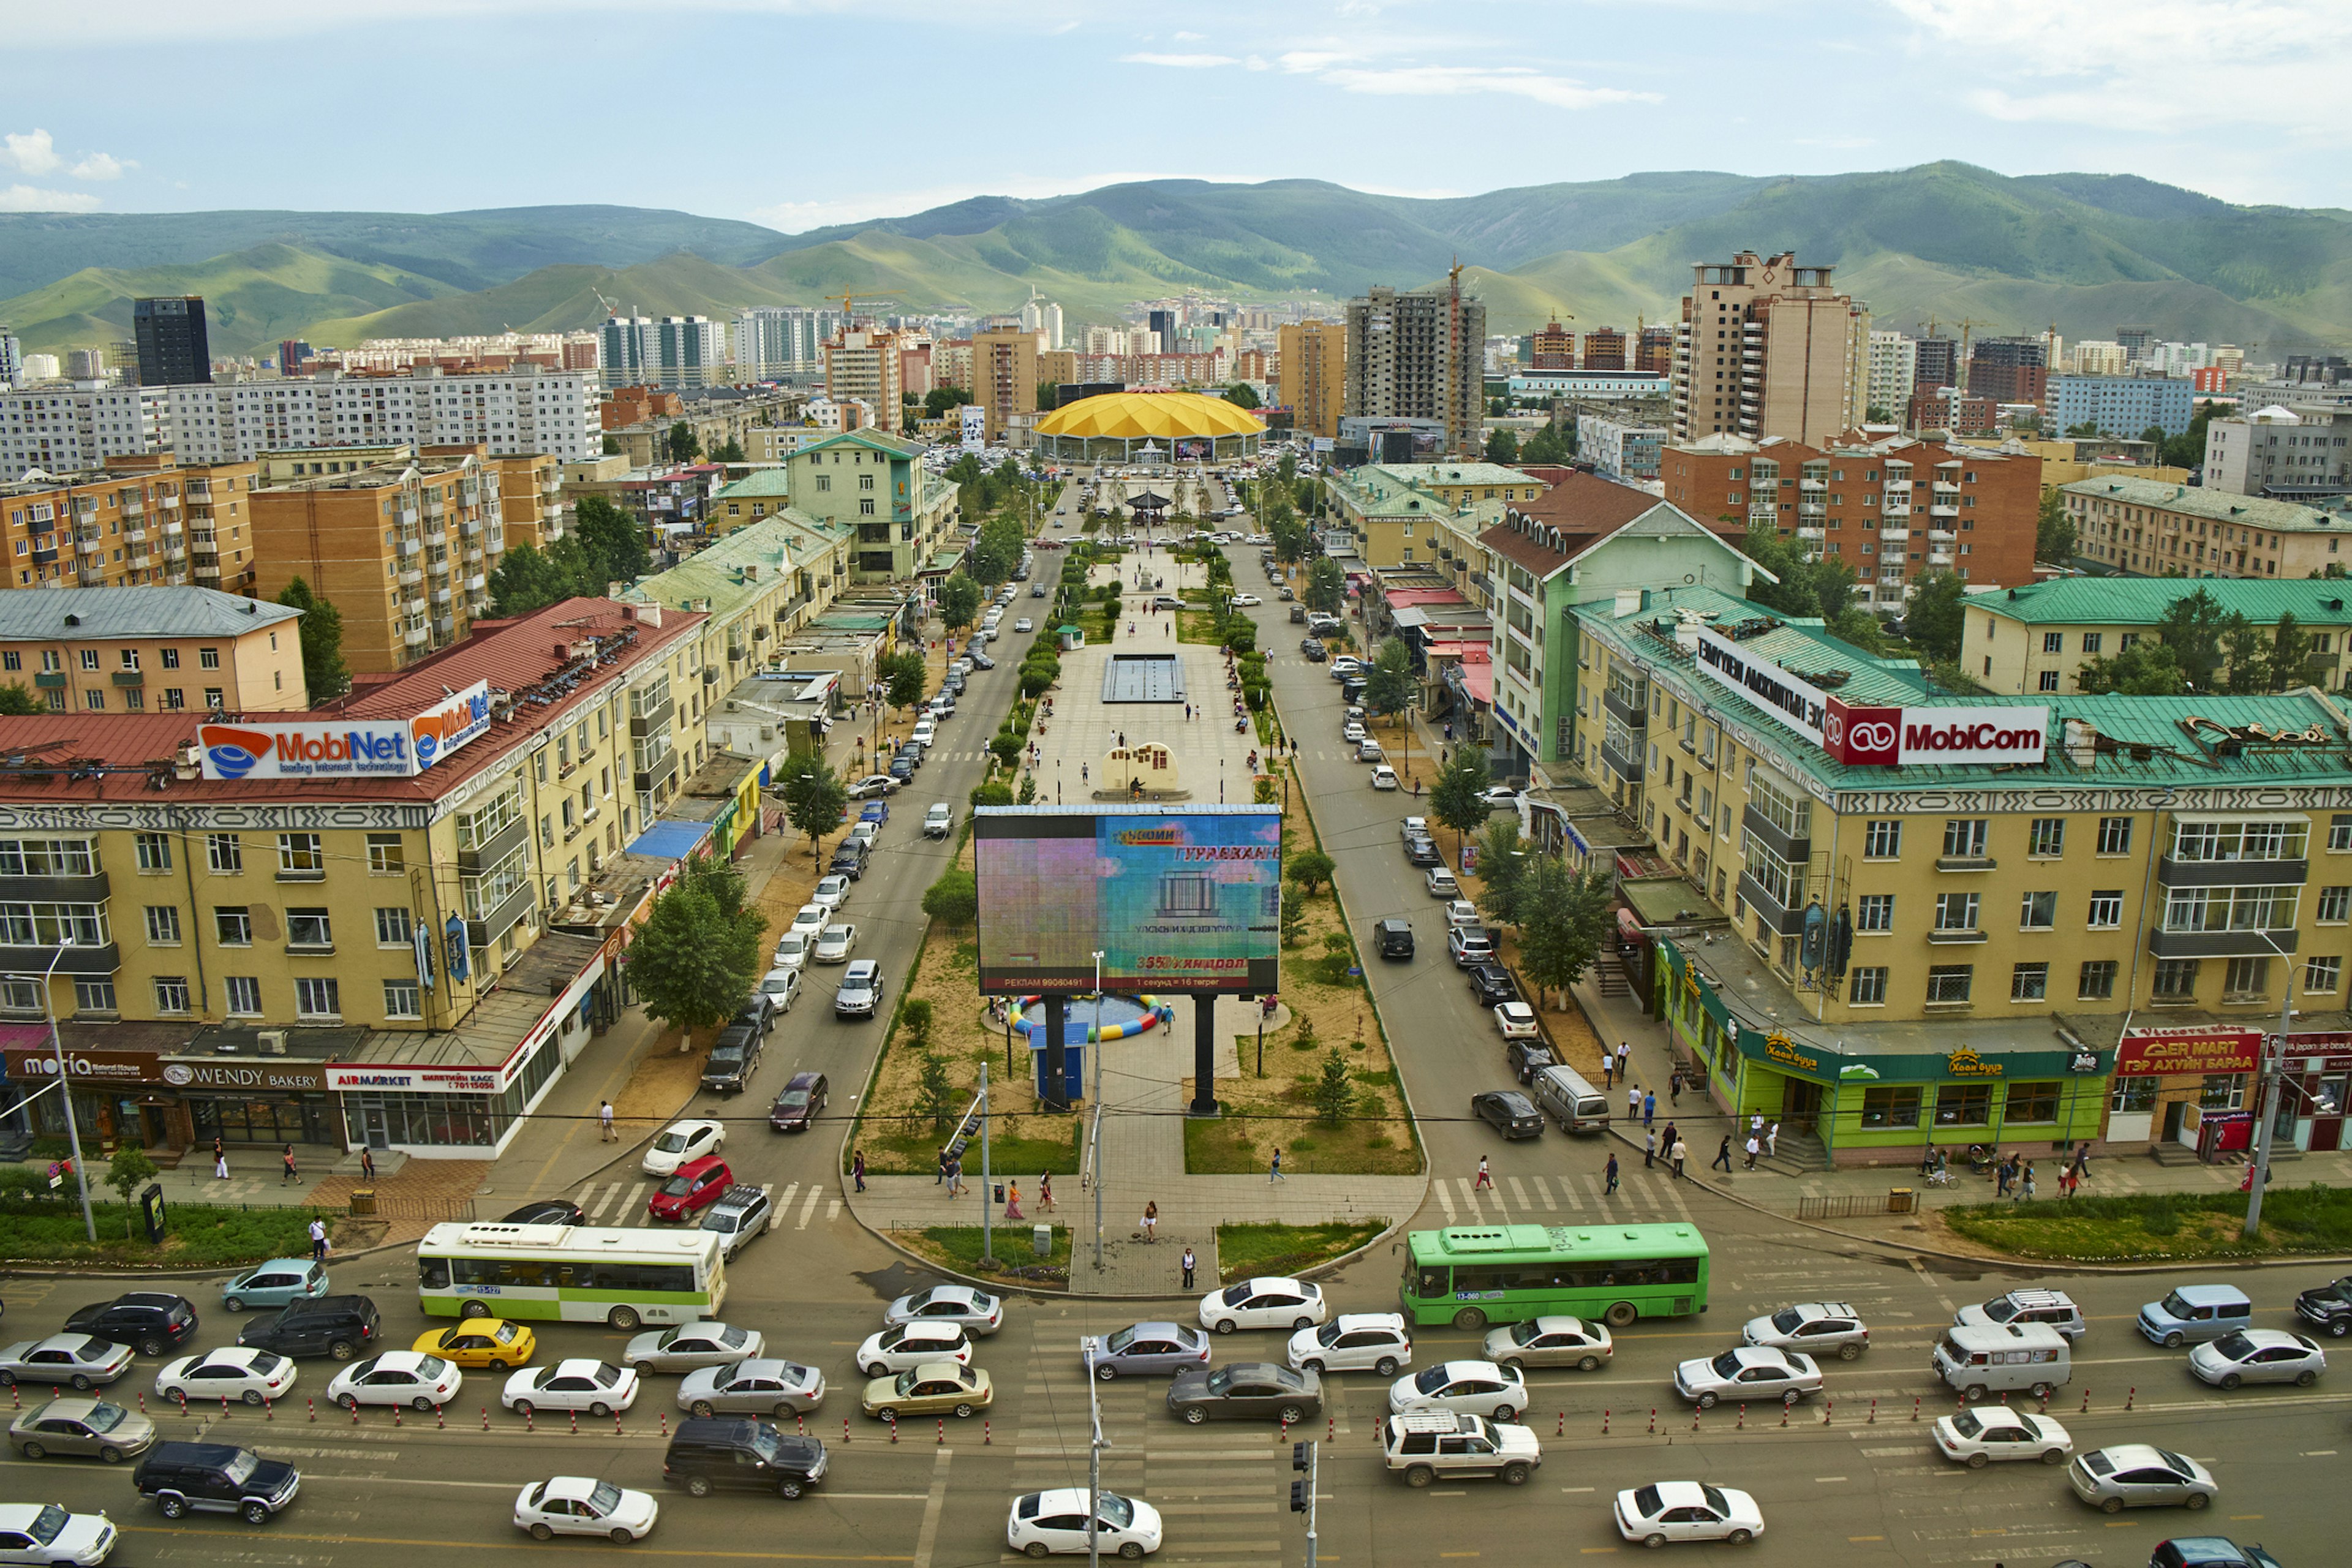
[1694,627,2044,768]
[198,682,494,782]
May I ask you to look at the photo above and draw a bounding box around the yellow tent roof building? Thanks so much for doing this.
[1033,390,1265,462]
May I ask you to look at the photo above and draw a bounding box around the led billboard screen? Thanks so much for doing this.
[973,807,1281,994]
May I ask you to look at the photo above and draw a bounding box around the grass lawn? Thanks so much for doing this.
[1213,1221,1385,1286]
[895,1224,1068,1290]
[1940,1185,2352,1262]
[1177,610,1224,644]
[0,1200,337,1267]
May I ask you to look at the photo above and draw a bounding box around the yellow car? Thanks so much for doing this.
[413,1319,537,1370]
[860,1360,993,1421]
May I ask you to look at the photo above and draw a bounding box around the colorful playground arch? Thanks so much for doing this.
[1006,993,1173,1042]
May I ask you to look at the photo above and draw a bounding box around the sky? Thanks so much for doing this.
[2,0,2345,225]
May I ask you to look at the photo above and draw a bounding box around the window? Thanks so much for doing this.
[160,647,179,669]
[2018,891,2056,930]
[203,688,223,710]
[215,907,252,946]
[77,649,98,671]
[285,908,332,949]
[198,647,220,669]
[153,976,190,1014]
[2078,959,2118,1000]
[374,907,412,946]
[1935,892,1980,931]
[0,978,39,1013]
[367,834,405,873]
[2223,956,2271,996]
[1748,771,1811,839]
[2082,633,2103,653]
[1935,1083,1992,1125]
[2042,631,2063,653]
[2038,669,2060,692]
[1740,832,1800,910]
[2110,1076,2157,1113]
[2170,818,2309,862]
[2098,816,2134,856]
[143,905,180,944]
[2152,957,2201,998]
[134,832,172,872]
[2320,886,2351,923]
[2305,956,2342,993]
[456,781,524,853]
[295,977,341,1019]
[1942,819,1988,858]
[224,975,261,1016]
[2163,884,2298,933]
[1926,965,1974,1004]
[1855,894,1894,932]
[73,978,115,1014]
[2029,818,2064,858]
[2010,962,2049,1001]
[1862,820,1901,859]
[383,980,423,1020]
[2087,890,2123,929]
[1859,1085,1920,1126]
[2199,1073,2246,1111]
[2006,1082,2060,1122]
[1848,967,1888,1005]
[0,837,96,876]
[276,832,323,877]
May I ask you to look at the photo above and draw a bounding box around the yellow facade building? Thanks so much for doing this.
[1277,319,1346,440]
[0,586,308,714]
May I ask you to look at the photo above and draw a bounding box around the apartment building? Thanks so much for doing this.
[2049,374,2196,438]
[1576,409,1670,483]
[823,329,905,435]
[600,315,725,391]
[1580,326,1627,371]
[1343,283,1487,456]
[0,596,705,1161]
[783,431,956,582]
[1963,577,2352,696]
[969,326,1038,442]
[1277,319,1346,439]
[1866,331,1916,423]
[2065,476,2352,579]
[1570,581,2352,1163]
[249,453,505,673]
[616,518,832,696]
[1670,252,1869,446]
[1,385,176,473]
[134,296,213,386]
[1966,336,2049,406]
[732,307,845,379]
[0,587,306,714]
[1634,326,1675,376]
[1325,462,1545,570]
[707,470,859,584]
[0,457,265,594]
[2203,403,2352,500]
[1659,431,2038,607]
[1528,320,1574,371]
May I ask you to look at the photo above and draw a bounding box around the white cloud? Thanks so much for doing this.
[0,184,102,212]
[1120,51,1240,67]
[1172,29,1204,40]
[1312,64,1659,110]
[69,153,132,180]
[2,130,63,176]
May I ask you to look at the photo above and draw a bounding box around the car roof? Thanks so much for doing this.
[368,1350,433,1370]
[1110,1321,1187,1338]
[2000,1287,2076,1307]
[784,1071,822,1090]
[1644,1481,1710,1508]
[541,1476,609,1502]
[1498,1002,1536,1016]
[1238,1276,1306,1292]
[21,1333,107,1352]
[668,1118,723,1135]
[888,1321,966,1340]
[1389,1410,1472,1433]
[673,1155,726,1177]
[2095,1442,2190,1467]
[13,1396,105,1422]
[2166,1284,2251,1304]
[546,1358,613,1375]
[843,960,880,981]
[1528,1315,1592,1333]
[905,1360,972,1379]
[1784,1302,1856,1317]
[1436,1359,1507,1376]
[1962,1404,2032,1428]
[1484,1091,1536,1111]
[1329,1314,1405,1332]
[1726,1346,1794,1365]
[2231,1329,2312,1348]
[243,1257,315,1272]
[921,1285,984,1305]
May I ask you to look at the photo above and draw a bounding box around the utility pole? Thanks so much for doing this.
[1090,951,1105,1272]
[978,1060,993,1265]
[2245,947,2296,1239]
[1291,1439,1319,1568]
[1086,1342,1106,1568]
[40,939,94,1242]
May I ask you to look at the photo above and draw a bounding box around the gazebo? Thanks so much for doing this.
[1126,491,1171,526]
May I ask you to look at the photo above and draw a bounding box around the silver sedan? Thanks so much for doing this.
[677,1359,826,1417]
[0,1336,135,1390]
[2187,1329,2326,1389]
[620,1322,764,1374]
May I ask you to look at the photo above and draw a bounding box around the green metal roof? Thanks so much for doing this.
[1360,462,1540,489]
[714,470,793,499]
[2061,475,2348,533]
[1975,576,2352,628]
[618,519,795,616]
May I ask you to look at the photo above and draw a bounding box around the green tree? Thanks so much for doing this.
[666,421,701,463]
[2162,402,2224,470]
[1279,889,1307,947]
[1741,530,1855,625]
[105,1147,159,1241]
[937,573,982,633]
[915,1052,959,1134]
[2154,587,2232,690]
[1904,570,1969,662]
[1517,859,1614,1008]
[878,649,927,711]
[922,867,979,927]
[1364,638,1415,718]
[1310,1049,1359,1126]
[626,854,767,1038]
[970,514,1026,586]
[924,387,974,418]
[1483,427,1520,464]
[778,748,849,864]
[273,576,351,702]
[2221,613,2271,693]
[968,780,1015,808]
[2064,420,2106,439]
[486,538,599,617]
[601,434,621,456]
[2139,423,2170,451]
[1305,559,1346,615]
[1287,848,1335,896]
[1226,382,1262,410]
[2035,489,2077,565]
[711,437,746,464]
[2076,640,2187,695]
[0,684,42,716]
[1520,423,1570,465]
[900,998,934,1052]
[1428,749,1494,857]
[1224,618,1257,655]
[1472,818,1528,927]
[572,493,650,587]
[2272,612,2320,690]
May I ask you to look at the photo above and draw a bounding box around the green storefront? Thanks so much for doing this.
[1655,938,2112,1167]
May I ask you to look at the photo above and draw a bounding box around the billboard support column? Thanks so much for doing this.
[1190,993,1219,1116]
[1042,997,1069,1113]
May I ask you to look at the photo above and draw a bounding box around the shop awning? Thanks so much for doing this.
[627,820,715,862]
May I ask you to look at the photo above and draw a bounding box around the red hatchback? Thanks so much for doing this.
[647,1156,733,1221]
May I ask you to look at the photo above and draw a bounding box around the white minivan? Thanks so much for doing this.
[1931,1322,2071,1402]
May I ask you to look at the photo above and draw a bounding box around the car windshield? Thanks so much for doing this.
[660,1175,692,1196]
[2212,1330,2256,1359]
[1981,1297,2022,1322]
[26,1505,67,1544]
[1709,1351,1745,1377]
[654,1131,690,1153]
[1098,1494,1134,1530]
[1770,1308,1806,1333]
[1105,1327,1139,1353]
[1411,1366,1450,1393]
[894,1370,921,1394]
[589,1481,623,1514]
[1219,1284,1254,1307]
[1314,1322,1344,1347]
[2159,1449,2195,1476]
[1506,1321,1545,1346]
[2158,1291,2196,1318]
[1702,1485,1732,1515]
[777,1092,809,1109]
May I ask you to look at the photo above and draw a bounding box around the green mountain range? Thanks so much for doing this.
[6,164,2348,361]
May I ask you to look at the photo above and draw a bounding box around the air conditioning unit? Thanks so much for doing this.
[257,1030,287,1056]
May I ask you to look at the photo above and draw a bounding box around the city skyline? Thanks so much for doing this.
[2,0,2343,222]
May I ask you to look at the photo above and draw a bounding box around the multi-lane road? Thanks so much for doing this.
[2,508,2334,1568]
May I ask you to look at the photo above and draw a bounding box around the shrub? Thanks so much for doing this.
[902,997,936,1049]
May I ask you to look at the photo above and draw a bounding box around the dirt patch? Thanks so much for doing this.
[1488,930,1608,1076]
[608,1036,710,1138]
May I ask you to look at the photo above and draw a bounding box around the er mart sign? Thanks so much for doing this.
[1824,696,2048,768]
[198,682,494,782]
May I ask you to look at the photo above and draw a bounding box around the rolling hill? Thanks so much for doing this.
[5,164,2350,360]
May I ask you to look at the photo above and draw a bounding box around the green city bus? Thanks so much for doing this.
[1398,1223,1711,1330]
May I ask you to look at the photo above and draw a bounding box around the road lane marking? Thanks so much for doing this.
[1508,1177,1531,1209]
[1814,1476,1847,1482]
[910,1445,951,1568]
[2302,1450,2337,1457]
[1434,1184,1457,1223]
[797,1184,824,1228]
[1847,1537,1885,1544]
[121,1528,911,1560]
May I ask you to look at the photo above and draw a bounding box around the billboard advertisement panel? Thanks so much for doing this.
[973,806,1281,994]
[198,681,494,782]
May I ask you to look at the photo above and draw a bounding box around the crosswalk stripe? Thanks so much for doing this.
[796,1184,824,1228]
[1530,1175,1557,1210]
[1433,1183,1455,1223]
[1507,1176,1531,1209]
[584,1182,616,1221]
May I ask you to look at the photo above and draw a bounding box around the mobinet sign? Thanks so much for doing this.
[1825,697,2048,767]
[198,681,493,782]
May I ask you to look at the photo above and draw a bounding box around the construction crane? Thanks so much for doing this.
[835,289,904,325]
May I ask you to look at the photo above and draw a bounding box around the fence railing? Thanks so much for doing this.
[1793,1191,1916,1221]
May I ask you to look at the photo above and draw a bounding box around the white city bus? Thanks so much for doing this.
[416,1222,726,1331]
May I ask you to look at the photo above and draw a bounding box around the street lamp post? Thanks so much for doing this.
[1090,951,1104,1273]
[2245,926,2301,1240]
[37,939,96,1242]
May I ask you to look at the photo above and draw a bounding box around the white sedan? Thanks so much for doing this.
[1199,1278,1326,1335]
[1014,617,1034,633]
[1342,720,1366,744]
[1476,787,1520,809]
[0,1504,116,1567]
[846,775,899,799]
[813,924,858,964]
[640,1118,725,1177]
[787,903,827,938]
[1228,595,1260,606]
[1287,1314,1412,1376]
[771,932,812,973]
[883,1285,1004,1336]
[1387,1360,1528,1422]
[1493,1003,1540,1040]
[1614,1481,1765,1548]
[810,875,852,914]
[154,1347,295,1407]
[1672,1346,1821,1408]
[513,1477,658,1544]
[1931,1406,2074,1467]
[325,1351,462,1412]
[503,1360,639,1417]
[854,1323,973,1378]
[1008,1490,1162,1560]
[1370,766,1399,791]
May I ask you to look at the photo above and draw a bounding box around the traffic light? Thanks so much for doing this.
[1291,1441,1311,1513]
[1291,1480,1308,1513]
[1292,1442,1310,1472]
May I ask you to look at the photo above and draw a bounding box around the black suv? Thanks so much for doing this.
[1466,963,1518,1008]
[1375,918,1415,960]
[702,1022,762,1096]
[2295,1275,2352,1337]
[663,1417,827,1500]
[65,1292,198,1357]
[236,1295,380,1361]
[829,839,870,880]
[133,1440,300,1523]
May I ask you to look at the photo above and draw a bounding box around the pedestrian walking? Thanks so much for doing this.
[1626,1083,1640,1120]
[2019,1163,2037,1202]
[1141,1200,1158,1243]
[281,1145,298,1186]
[1712,1136,1734,1174]
[213,1148,229,1181]
[1474,1155,1493,1191]
[1668,1069,1683,1106]
[853,1150,867,1194]
[2068,1145,2091,1183]
[307,1216,328,1263]
[937,1149,949,1186]
[1270,1148,1286,1182]
[1672,1138,1689,1178]
[1039,1172,1055,1210]
[1642,1091,1656,1129]
[1006,1180,1023,1220]
[2059,1166,2078,1199]
[359,1148,376,1181]
[1182,1246,1197,1289]
[1643,1128,1656,1169]
[599,1101,616,1142]
[1616,1041,1630,1082]
[1743,1135,1760,1171]
[948,1155,965,1197]
[1749,1113,1764,1141]
[1995,1156,2013,1198]
[1602,1055,1614,1090]
[1766,1121,1780,1159]
[1603,1153,1620,1194]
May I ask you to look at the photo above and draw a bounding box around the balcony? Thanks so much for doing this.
[30,547,58,567]
[454,812,528,873]
[165,570,189,586]
[404,626,429,647]
[1597,734,1645,785]
[119,499,143,519]
[1799,478,1826,492]
[1925,927,1988,944]
[461,878,535,948]
[126,549,153,570]
[1883,504,1911,519]
[399,566,423,587]
[2157,856,2310,889]
[1735,869,1808,935]
[125,526,149,545]
[1795,526,1825,541]
[434,614,456,638]
[1935,853,1997,872]
[633,745,679,795]
[432,586,453,606]
[77,535,104,556]
[160,519,183,539]
[397,508,419,529]
[465,572,486,592]
[1602,685,1649,728]
[1929,505,1959,519]
[629,692,673,734]
[0,868,108,902]
[0,940,117,976]
[461,518,481,538]
[158,492,180,510]
[164,543,186,563]
[1928,527,1957,543]
[2146,926,2298,960]
[110,669,143,687]
[1879,528,1909,542]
